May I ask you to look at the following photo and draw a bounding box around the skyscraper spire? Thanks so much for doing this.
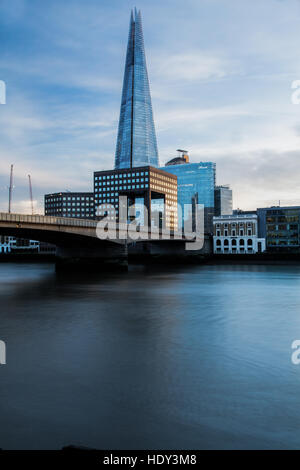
[115,9,159,169]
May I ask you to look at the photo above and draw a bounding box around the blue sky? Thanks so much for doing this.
[1,0,300,212]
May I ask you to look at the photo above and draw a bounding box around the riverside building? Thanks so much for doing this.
[94,166,178,230]
[257,206,300,252]
[115,9,159,170]
[214,185,232,216]
[162,157,216,234]
[213,213,266,254]
[44,192,95,219]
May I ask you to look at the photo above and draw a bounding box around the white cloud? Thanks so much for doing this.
[152,52,237,82]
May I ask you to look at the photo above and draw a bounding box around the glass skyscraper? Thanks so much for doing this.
[162,162,216,233]
[115,9,159,170]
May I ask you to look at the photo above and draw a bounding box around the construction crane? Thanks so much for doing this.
[8,164,13,214]
[28,174,34,215]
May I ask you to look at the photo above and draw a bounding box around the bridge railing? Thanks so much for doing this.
[0,213,98,228]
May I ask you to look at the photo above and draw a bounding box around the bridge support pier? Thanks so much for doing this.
[55,242,128,272]
[128,235,212,264]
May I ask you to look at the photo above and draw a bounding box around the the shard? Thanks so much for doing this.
[115,9,159,169]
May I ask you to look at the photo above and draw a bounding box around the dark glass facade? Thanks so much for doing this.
[44,192,95,219]
[214,185,232,216]
[257,206,300,251]
[161,162,216,233]
[115,9,159,170]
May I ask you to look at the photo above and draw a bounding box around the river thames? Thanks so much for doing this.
[0,262,300,449]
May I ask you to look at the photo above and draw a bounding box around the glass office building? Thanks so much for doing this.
[257,206,300,251]
[115,9,159,170]
[162,162,216,233]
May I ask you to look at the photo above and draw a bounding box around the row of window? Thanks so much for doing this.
[95,184,149,191]
[95,171,149,181]
[266,216,299,223]
[46,196,93,202]
[216,229,253,236]
[96,177,149,186]
[267,224,298,231]
[46,202,93,207]
[215,222,254,228]
[268,239,299,246]
[46,209,93,214]
[215,238,253,246]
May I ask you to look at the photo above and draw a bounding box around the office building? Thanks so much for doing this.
[213,214,266,254]
[257,206,300,251]
[162,160,216,233]
[94,166,178,230]
[44,192,95,219]
[115,9,159,170]
[214,185,232,216]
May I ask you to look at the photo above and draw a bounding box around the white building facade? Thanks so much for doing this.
[213,214,266,254]
[0,236,13,254]
[0,237,40,254]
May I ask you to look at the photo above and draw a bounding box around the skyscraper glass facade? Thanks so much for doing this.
[162,162,216,233]
[115,9,159,170]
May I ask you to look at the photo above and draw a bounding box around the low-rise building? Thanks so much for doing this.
[0,237,40,254]
[0,236,13,254]
[44,192,95,219]
[257,206,300,252]
[213,214,266,254]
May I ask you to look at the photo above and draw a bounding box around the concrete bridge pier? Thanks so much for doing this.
[128,235,212,264]
[55,240,128,272]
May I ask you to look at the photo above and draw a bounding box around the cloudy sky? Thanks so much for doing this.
[1,0,300,213]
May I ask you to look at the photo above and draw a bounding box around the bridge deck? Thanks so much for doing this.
[0,212,202,243]
[0,212,98,228]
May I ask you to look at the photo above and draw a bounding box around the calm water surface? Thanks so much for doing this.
[0,262,300,449]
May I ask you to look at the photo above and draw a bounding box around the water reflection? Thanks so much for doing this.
[1,263,300,449]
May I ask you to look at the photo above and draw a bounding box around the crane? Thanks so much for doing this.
[8,164,13,214]
[28,174,34,215]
